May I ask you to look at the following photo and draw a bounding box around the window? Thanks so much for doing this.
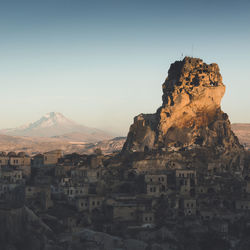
[97,201,100,205]
[92,201,95,206]
[145,217,148,221]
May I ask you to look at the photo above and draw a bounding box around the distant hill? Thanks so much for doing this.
[231,123,250,150]
[0,112,113,143]
[0,134,126,155]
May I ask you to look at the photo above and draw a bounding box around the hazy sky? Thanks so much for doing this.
[0,0,249,135]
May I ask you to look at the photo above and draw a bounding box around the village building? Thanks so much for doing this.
[0,169,23,183]
[25,185,53,209]
[71,166,101,183]
[180,197,197,216]
[207,162,222,175]
[145,172,169,197]
[0,155,9,166]
[0,182,21,199]
[9,152,31,167]
[76,195,104,212]
[32,154,45,167]
[63,183,89,200]
[32,150,63,167]
[138,210,155,225]
[175,169,197,186]
[44,150,63,165]
[55,165,74,177]
[235,199,250,210]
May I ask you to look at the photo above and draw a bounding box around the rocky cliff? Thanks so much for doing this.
[123,57,242,155]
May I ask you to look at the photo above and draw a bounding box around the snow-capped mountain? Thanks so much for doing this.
[0,112,113,142]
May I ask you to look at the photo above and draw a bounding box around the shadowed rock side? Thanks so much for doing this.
[123,57,242,154]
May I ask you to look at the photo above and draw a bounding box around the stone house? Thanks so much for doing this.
[196,185,208,195]
[25,185,49,199]
[32,150,63,167]
[235,199,250,210]
[175,169,197,195]
[146,183,166,197]
[55,165,73,178]
[207,163,222,175]
[145,172,169,197]
[88,154,104,168]
[139,210,155,224]
[71,167,101,183]
[175,169,197,186]
[9,153,31,167]
[0,156,9,166]
[179,178,191,195]
[111,198,150,224]
[15,165,31,178]
[63,184,89,200]
[210,219,229,234]
[0,183,20,199]
[76,195,104,212]
[44,150,63,166]
[32,154,45,166]
[199,208,214,220]
[0,169,23,183]
[112,203,139,222]
[51,185,64,196]
[180,197,197,216]
[60,177,73,186]
[25,185,53,209]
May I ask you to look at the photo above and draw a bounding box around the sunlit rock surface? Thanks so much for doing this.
[123,57,242,154]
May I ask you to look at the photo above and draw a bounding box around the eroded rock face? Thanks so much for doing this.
[123,57,242,153]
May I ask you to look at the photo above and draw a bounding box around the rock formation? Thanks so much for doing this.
[123,57,242,155]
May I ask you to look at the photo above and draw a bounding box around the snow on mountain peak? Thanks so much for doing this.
[36,112,76,128]
[0,112,113,141]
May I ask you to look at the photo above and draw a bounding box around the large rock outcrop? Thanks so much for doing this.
[123,57,242,154]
